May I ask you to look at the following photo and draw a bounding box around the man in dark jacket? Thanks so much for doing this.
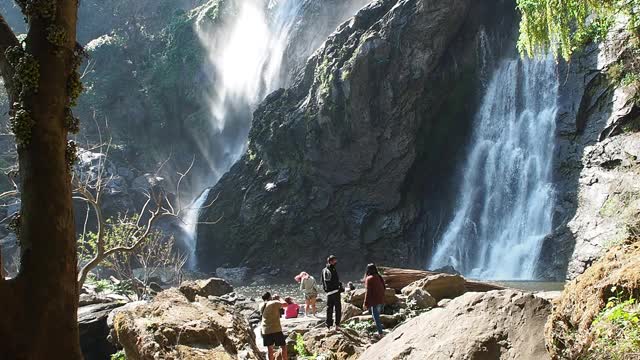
[322,255,342,329]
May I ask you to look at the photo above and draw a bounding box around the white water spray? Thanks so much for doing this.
[183,188,211,270]
[183,0,305,269]
[430,57,559,280]
[197,0,303,135]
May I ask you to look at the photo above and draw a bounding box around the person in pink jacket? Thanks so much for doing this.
[284,297,300,319]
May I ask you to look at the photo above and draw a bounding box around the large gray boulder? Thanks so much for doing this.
[359,290,552,360]
[178,277,234,301]
[111,289,262,360]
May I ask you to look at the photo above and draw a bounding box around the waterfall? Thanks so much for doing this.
[194,0,304,180]
[429,57,559,280]
[183,188,211,270]
[182,0,305,270]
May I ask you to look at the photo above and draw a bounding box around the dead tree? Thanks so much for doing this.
[73,144,219,288]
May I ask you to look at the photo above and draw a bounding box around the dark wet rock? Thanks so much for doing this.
[78,302,125,360]
[178,277,234,301]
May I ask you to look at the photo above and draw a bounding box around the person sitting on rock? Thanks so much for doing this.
[295,271,318,317]
[364,263,386,338]
[322,255,343,330]
[284,297,300,319]
[260,292,289,360]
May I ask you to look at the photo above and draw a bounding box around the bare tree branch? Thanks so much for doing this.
[175,156,195,216]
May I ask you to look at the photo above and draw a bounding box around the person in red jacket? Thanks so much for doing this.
[364,263,386,337]
[284,297,300,319]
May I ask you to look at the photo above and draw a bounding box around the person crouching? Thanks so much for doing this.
[260,292,289,360]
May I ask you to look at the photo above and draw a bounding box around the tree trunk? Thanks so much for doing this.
[0,1,82,358]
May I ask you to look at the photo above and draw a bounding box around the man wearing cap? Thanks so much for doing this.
[322,255,343,330]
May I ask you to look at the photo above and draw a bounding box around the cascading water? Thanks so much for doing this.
[183,188,211,270]
[194,0,304,179]
[429,57,559,280]
[182,0,305,269]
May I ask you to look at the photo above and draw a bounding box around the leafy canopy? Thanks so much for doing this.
[516,0,640,60]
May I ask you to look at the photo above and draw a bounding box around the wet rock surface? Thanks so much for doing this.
[539,20,640,280]
[79,302,126,360]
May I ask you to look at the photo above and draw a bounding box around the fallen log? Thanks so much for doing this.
[379,267,436,290]
[380,267,506,293]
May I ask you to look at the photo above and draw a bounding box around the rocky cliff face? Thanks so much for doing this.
[197,0,518,274]
[537,19,640,280]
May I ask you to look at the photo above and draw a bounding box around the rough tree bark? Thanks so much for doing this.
[0,0,82,358]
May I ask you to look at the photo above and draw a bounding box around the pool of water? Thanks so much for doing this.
[494,281,565,292]
[234,280,566,303]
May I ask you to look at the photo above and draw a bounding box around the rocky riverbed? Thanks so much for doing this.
[79,269,569,360]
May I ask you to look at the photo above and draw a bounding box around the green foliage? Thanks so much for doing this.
[78,215,148,268]
[342,319,377,334]
[6,46,40,95]
[110,350,127,360]
[87,276,134,296]
[15,0,56,19]
[66,140,78,171]
[67,70,84,107]
[9,108,34,148]
[46,24,67,47]
[293,334,316,359]
[516,0,639,60]
[590,287,640,359]
[65,108,80,133]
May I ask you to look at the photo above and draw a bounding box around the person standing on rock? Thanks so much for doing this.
[260,292,289,360]
[295,271,318,317]
[322,255,343,330]
[364,263,386,338]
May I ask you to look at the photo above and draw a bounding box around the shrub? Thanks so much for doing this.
[293,334,316,359]
[589,287,640,359]
[110,350,126,360]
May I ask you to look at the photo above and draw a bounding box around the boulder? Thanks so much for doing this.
[344,288,398,309]
[545,242,640,359]
[111,289,262,360]
[405,288,436,310]
[341,302,364,322]
[301,328,368,360]
[216,267,251,285]
[401,273,466,301]
[178,278,233,301]
[78,302,125,360]
[381,267,438,290]
[359,290,552,360]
